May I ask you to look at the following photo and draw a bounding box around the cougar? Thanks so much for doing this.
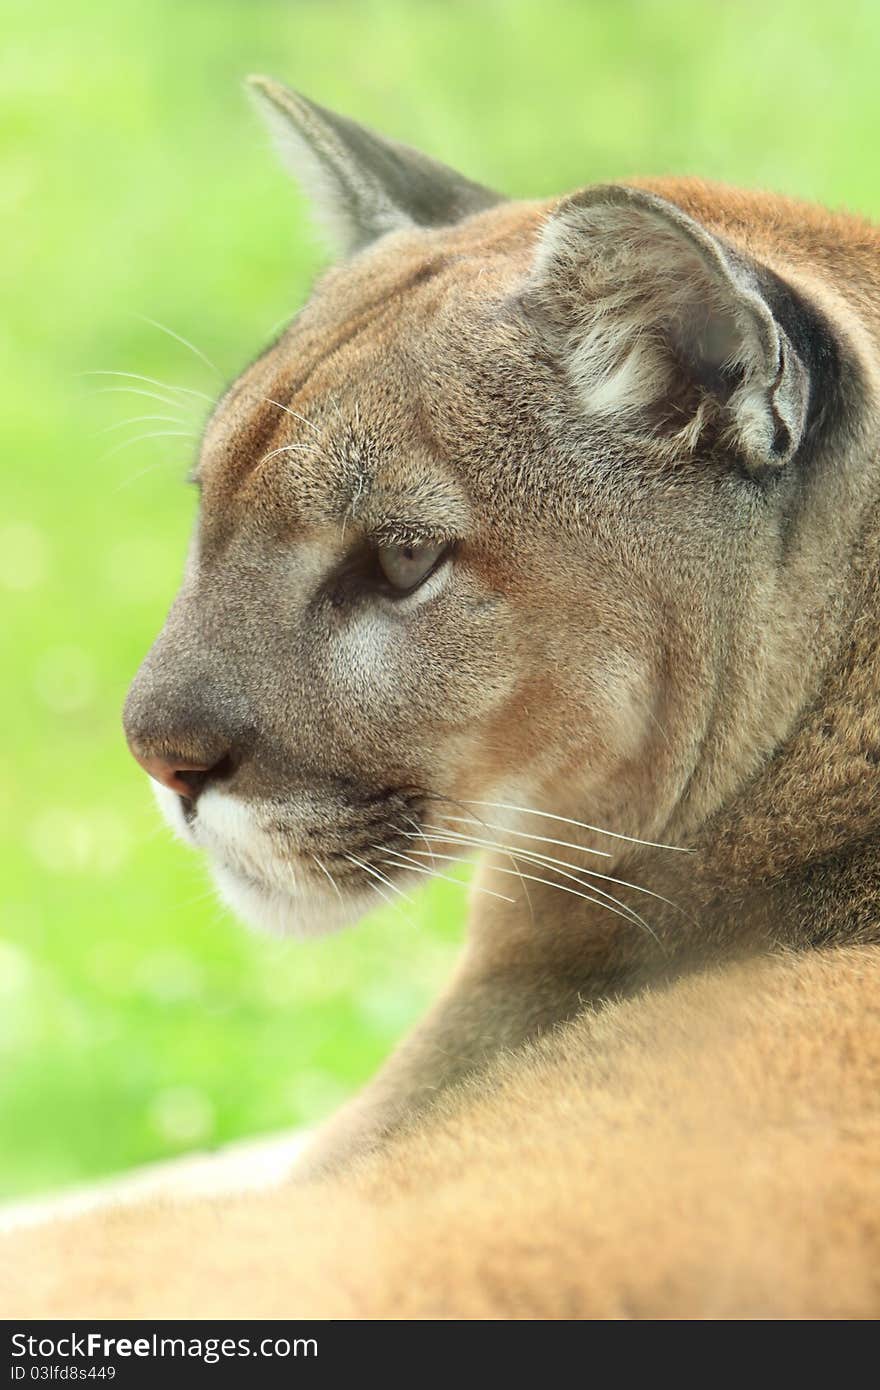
[6,80,880,1319]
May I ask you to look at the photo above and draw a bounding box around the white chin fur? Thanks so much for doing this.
[150,784,369,939]
[152,781,195,843]
[210,863,361,940]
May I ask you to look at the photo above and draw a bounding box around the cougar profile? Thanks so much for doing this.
[6,80,880,1318]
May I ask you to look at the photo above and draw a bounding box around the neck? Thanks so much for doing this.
[471,509,880,996]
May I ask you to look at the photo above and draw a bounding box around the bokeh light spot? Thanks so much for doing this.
[0,522,49,591]
[149,1086,215,1147]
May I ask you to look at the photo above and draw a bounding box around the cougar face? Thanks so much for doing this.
[124,83,867,937]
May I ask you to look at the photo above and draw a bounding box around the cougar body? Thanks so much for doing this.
[6,83,880,1318]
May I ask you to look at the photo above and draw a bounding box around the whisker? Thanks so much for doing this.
[380,849,516,904]
[461,799,693,853]
[166,884,223,916]
[256,442,321,468]
[358,871,416,927]
[364,879,400,916]
[423,794,535,925]
[135,314,224,381]
[263,398,322,435]
[81,371,216,405]
[435,811,610,860]
[102,429,197,463]
[311,854,344,903]
[96,413,191,435]
[112,459,191,494]
[393,816,437,870]
[344,852,416,908]
[423,819,686,915]
[90,385,202,412]
[414,826,658,935]
[398,848,659,937]
[378,844,428,871]
[267,311,296,337]
[409,829,658,939]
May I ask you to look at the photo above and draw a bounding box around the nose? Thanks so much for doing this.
[128,747,228,800]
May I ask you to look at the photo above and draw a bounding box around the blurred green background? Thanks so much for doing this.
[3,0,880,1201]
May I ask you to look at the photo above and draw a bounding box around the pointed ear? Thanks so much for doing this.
[247,77,503,257]
[525,185,822,476]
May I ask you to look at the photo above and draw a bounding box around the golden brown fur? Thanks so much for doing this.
[6,947,879,1318]
[7,86,880,1318]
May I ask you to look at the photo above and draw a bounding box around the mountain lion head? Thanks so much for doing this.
[123,80,874,937]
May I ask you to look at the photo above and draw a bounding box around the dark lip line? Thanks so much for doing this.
[190,787,432,891]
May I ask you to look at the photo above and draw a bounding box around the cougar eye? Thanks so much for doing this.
[376,541,448,593]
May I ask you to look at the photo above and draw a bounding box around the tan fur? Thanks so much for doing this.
[9,90,880,1316]
[5,947,879,1319]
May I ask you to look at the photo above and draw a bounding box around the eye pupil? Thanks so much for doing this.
[376,541,448,594]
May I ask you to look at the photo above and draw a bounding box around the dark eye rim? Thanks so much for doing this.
[324,539,455,608]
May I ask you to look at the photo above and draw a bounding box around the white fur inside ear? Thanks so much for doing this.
[528,191,806,467]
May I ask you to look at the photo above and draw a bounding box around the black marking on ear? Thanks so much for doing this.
[753,264,844,475]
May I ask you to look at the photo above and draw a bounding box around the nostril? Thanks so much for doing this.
[173,767,210,802]
[207,752,235,783]
[177,756,235,817]
[128,746,233,801]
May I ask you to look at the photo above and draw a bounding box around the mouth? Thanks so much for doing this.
[209,820,443,940]
[154,781,453,939]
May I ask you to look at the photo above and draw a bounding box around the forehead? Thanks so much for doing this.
[195,205,543,539]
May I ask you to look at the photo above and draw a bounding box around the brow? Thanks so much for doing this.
[364,516,462,548]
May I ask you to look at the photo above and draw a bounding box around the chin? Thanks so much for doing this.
[153,781,196,844]
[211,861,365,940]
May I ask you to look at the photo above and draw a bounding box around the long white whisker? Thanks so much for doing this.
[379,845,439,875]
[263,399,322,435]
[167,885,224,916]
[267,311,296,337]
[90,385,201,411]
[415,827,656,933]
[437,813,610,861]
[256,442,321,468]
[365,879,401,916]
[423,820,685,915]
[81,371,215,405]
[96,413,191,435]
[462,799,692,853]
[424,795,535,925]
[341,855,404,919]
[311,854,344,903]
[102,430,196,462]
[399,846,661,939]
[112,460,191,494]
[380,850,516,904]
[344,853,416,907]
[393,816,437,870]
[136,314,224,381]
[409,831,658,940]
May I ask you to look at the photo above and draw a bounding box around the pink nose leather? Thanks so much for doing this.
[130,750,213,799]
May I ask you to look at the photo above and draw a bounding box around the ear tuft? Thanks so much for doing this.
[247,76,503,257]
[526,185,814,475]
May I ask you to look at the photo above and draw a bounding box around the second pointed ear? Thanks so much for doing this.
[525,185,819,476]
[248,77,504,257]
